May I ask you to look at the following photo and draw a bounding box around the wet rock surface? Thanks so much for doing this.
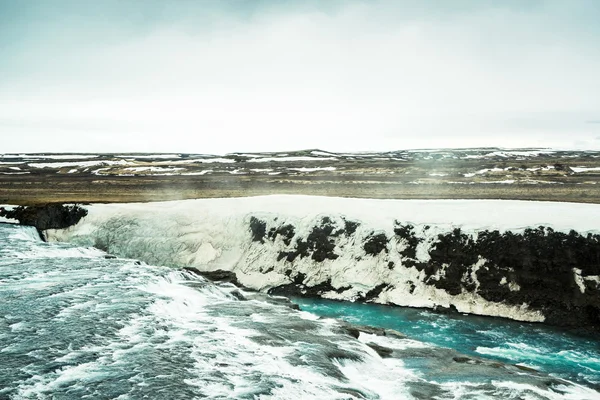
[184,267,241,287]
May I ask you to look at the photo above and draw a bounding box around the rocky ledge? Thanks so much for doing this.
[21,201,600,332]
[245,215,600,332]
[0,204,87,240]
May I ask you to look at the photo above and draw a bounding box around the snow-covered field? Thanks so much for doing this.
[2,148,600,180]
[3,148,600,204]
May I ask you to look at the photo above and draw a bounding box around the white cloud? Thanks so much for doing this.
[0,1,599,152]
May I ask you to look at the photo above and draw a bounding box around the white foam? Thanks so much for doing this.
[476,342,556,365]
[491,380,600,400]
[335,358,415,398]
[12,246,106,259]
[7,226,41,241]
[5,222,599,399]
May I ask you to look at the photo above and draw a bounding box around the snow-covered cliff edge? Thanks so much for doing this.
[45,195,600,329]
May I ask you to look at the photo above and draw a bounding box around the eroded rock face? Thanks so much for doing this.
[421,226,600,327]
[246,216,600,331]
[35,201,599,331]
[1,204,87,233]
[277,217,346,263]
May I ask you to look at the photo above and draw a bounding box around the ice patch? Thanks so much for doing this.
[572,167,600,173]
[11,154,99,160]
[289,167,336,172]
[250,156,337,162]
[573,268,586,293]
[115,154,181,159]
[484,179,516,184]
[249,168,274,172]
[124,167,186,174]
[464,167,505,177]
[184,158,236,164]
[182,170,213,175]
[28,160,131,169]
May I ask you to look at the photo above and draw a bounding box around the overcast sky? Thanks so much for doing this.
[1,0,599,154]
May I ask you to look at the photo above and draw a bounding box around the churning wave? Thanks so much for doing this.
[1,223,598,399]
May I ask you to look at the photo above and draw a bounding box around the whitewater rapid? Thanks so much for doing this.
[2,223,599,399]
[0,224,414,398]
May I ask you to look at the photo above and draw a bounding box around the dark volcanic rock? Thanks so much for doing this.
[0,204,88,230]
[453,356,480,364]
[0,204,88,240]
[306,218,342,262]
[334,321,407,340]
[184,267,240,286]
[422,226,600,330]
[366,343,394,358]
[249,216,267,243]
[342,218,360,236]
[394,223,426,270]
[363,283,390,301]
[363,232,389,255]
[325,348,363,362]
[278,217,341,262]
[268,273,351,298]
[432,304,459,315]
[249,215,600,330]
[267,224,295,246]
[428,228,479,295]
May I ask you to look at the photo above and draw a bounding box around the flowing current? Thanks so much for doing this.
[0,223,598,399]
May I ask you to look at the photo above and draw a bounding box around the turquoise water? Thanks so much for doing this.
[293,297,600,390]
[2,223,599,399]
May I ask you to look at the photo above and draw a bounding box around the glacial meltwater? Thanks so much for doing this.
[1,223,599,399]
[292,298,600,391]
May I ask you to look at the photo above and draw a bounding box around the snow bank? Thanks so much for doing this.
[46,196,600,325]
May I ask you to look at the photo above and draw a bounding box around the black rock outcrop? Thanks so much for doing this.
[184,267,240,286]
[248,215,600,331]
[1,204,88,240]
